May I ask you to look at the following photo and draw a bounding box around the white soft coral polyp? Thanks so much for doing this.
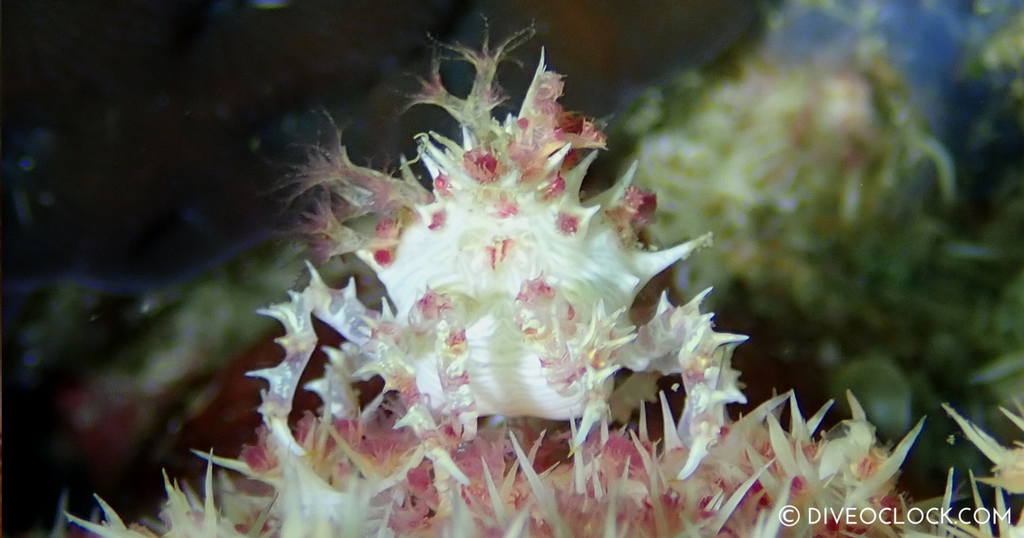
[279,36,746,460]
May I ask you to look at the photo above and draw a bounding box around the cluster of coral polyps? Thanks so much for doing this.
[71,38,931,537]
[630,52,952,311]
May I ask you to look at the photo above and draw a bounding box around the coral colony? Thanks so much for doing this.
[71,37,1022,537]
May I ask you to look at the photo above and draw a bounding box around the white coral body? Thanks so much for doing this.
[365,96,700,420]
[253,40,747,478]
[283,43,741,449]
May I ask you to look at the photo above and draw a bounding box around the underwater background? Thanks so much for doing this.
[3,0,1022,534]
